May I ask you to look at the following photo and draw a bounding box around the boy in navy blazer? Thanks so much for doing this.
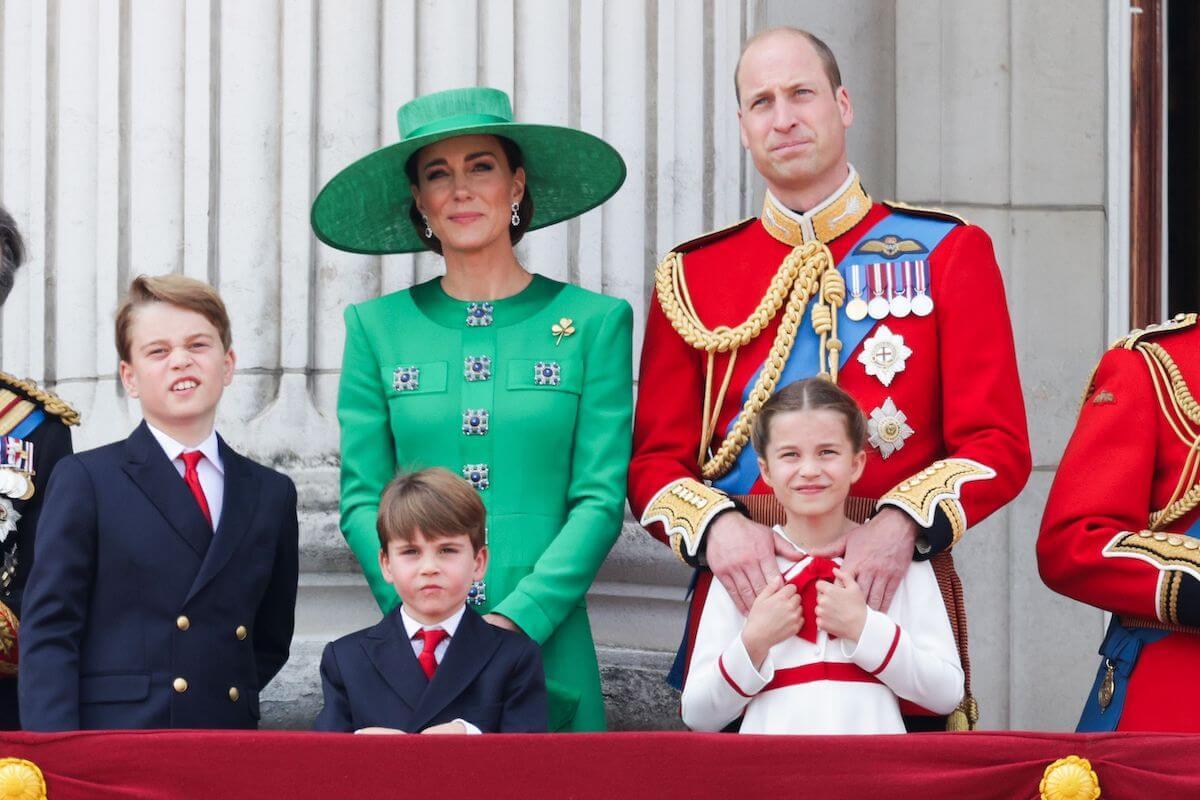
[314,468,546,733]
[18,275,298,731]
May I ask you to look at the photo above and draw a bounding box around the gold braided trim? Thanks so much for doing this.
[1130,339,1200,529]
[0,371,80,426]
[760,175,872,246]
[882,200,969,226]
[1119,614,1200,635]
[1114,312,1197,350]
[1104,529,1200,582]
[641,478,735,563]
[655,241,843,479]
[877,458,996,546]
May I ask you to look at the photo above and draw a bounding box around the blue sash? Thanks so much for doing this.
[9,409,44,439]
[1076,617,1168,732]
[713,211,957,494]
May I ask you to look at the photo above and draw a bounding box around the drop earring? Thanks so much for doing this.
[510,202,520,227]
[422,214,432,238]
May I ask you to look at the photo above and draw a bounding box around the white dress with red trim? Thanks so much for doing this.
[680,528,964,734]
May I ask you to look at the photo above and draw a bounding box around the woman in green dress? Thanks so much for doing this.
[311,87,631,731]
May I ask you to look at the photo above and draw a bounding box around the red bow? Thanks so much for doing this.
[786,557,839,642]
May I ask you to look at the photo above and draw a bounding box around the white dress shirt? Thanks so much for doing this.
[398,604,481,734]
[147,423,224,530]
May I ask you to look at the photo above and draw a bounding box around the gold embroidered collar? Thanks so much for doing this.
[760,166,872,246]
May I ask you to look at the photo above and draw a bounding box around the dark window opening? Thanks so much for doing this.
[1167,0,1200,315]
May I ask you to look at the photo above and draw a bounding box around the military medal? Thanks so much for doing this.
[857,325,912,387]
[845,264,869,321]
[867,263,890,320]
[867,397,915,458]
[0,499,20,544]
[889,262,912,318]
[911,260,934,317]
[1098,659,1115,712]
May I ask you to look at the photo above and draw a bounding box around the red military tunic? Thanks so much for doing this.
[629,168,1031,724]
[1038,314,1200,732]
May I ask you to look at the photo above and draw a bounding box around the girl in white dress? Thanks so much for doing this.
[680,378,964,734]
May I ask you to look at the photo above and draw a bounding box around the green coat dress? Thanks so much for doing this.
[337,273,633,731]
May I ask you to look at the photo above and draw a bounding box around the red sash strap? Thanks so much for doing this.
[762,662,880,692]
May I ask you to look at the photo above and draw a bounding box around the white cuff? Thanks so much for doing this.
[839,608,898,675]
[452,718,482,735]
[721,634,773,697]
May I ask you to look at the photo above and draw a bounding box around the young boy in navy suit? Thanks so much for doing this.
[314,468,546,733]
[18,275,299,731]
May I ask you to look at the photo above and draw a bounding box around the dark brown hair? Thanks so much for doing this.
[735,26,844,104]
[751,377,867,457]
[377,467,487,552]
[405,135,534,255]
[115,274,233,363]
[0,206,24,306]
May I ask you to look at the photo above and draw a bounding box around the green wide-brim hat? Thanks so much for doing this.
[311,86,627,255]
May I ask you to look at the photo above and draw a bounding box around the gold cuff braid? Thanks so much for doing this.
[877,458,996,546]
[1104,530,1200,577]
[641,478,736,563]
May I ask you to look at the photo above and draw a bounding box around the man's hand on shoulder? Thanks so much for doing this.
[836,508,918,612]
[706,513,791,614]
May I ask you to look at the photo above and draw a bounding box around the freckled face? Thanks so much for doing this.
[411,134,526,257]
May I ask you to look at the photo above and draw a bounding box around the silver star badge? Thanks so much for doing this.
[857,325,913,387]
[868,397,915,459]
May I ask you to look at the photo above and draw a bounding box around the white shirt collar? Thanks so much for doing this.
[146,422,224,475]
[399,603,467,640]
[765,163,858,224]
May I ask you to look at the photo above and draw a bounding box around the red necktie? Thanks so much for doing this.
[786,556,839,642]
[180,451,213,528]
[417,628,449,680]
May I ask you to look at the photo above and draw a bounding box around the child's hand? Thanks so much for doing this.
[354,726,406,735]
[420,721,468,735]
[741,577,802,669]
[815,568,868,641]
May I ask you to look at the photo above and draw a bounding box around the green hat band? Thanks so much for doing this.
[406,112,512,141]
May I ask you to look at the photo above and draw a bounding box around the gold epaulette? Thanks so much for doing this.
[1112,312,1198,350]
[883,200,968,226]
[0,371,80,426]
[671,217,756,255]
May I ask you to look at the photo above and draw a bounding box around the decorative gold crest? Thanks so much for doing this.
[552,317,576,345]
[0,758,46,800]
[1091,390,1115,405]
[1039,755,1100,800]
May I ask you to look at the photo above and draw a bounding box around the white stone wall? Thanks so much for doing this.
[0,0,1112,730]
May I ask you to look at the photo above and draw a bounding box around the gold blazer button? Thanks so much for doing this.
[176,615,190,631]
[228,687,240,702]
[235,625,248,640]
[173,677,188,693]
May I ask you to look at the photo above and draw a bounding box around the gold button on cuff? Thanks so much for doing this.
[235,625,248,641]
[228,687,240,702]
[173,677,188,693]
[176,615,190,631]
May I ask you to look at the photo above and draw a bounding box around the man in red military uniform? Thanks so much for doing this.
[628,27,1031,729]
[1039,314,1200,732]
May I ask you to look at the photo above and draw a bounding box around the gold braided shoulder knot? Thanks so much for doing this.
[655,240,842,479]
[1130,337,1200,530]
[0,371,80,426]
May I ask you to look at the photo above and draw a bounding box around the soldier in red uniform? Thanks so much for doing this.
[1038,314,1200,732]
[628,27,1031,729]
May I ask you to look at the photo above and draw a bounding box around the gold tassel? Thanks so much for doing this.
[945,696,979,731]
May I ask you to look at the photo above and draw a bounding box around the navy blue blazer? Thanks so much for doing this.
[313,606,547,733]
[17,421,299,731]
